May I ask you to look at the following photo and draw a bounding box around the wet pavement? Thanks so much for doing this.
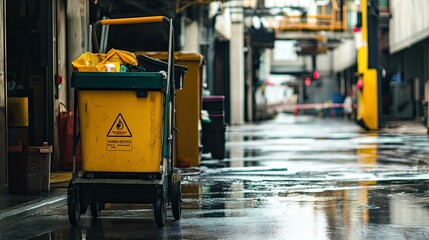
[1,114,429,239]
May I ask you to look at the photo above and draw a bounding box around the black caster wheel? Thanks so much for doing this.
[171,181,182,220]
[67,182,81,225]
[154,195,166,227]
[90,202,102,218]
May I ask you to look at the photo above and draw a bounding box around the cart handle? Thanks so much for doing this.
[91,15,174,95]
[92,16,170,53]
[92,16,174,94]
[99,16,170,25]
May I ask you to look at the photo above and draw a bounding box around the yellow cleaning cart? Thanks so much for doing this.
[67,16,183,227]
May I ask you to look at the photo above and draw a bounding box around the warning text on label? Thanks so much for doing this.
[107,137,132,151]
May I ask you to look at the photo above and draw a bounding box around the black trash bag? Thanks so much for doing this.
[137,54,187,90]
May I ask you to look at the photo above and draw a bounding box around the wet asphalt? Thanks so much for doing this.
[1,114,429,239]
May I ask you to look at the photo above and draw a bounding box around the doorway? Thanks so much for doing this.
[6,0,53,157]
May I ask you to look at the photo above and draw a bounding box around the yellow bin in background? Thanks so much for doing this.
[7,97,29,127]
[139,52,204,167]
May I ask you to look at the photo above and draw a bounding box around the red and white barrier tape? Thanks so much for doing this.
[274,103,345,110]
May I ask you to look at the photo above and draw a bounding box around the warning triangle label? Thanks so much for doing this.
[107,113,132,137]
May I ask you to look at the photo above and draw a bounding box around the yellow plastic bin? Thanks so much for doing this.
[137,52,204,167]
[72,72,166,173]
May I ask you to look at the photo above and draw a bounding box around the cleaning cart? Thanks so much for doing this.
[67,16,183,227]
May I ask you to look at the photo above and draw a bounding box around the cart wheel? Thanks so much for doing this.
[90,202,102,218]
[67,184,81,225]
[154,195,166,227]
[171,181,182,220]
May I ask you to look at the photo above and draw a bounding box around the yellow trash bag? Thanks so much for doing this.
[71,48,138,72]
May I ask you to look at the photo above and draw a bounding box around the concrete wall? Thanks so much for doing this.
[56,1,67,106]
[52,0,67,170]
[332,39,356,72]
[66,0,89,107]
[210,2,231,40]
[317,39,356,73]
[317,53,332,75]
[183,21,200,52]
[230,22,245,125]
[389,0,429,53]
[229,0,244,125]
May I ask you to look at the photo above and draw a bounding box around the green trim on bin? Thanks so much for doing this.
[162,93,171,158]
[71,72,165,90]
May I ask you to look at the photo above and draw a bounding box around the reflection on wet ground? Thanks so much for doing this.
[2,114,429,239]
[209,114,429,174]
[178,179,429,239]
[186,114,429,238]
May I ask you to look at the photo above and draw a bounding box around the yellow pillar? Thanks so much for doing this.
[357,0,379,130]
